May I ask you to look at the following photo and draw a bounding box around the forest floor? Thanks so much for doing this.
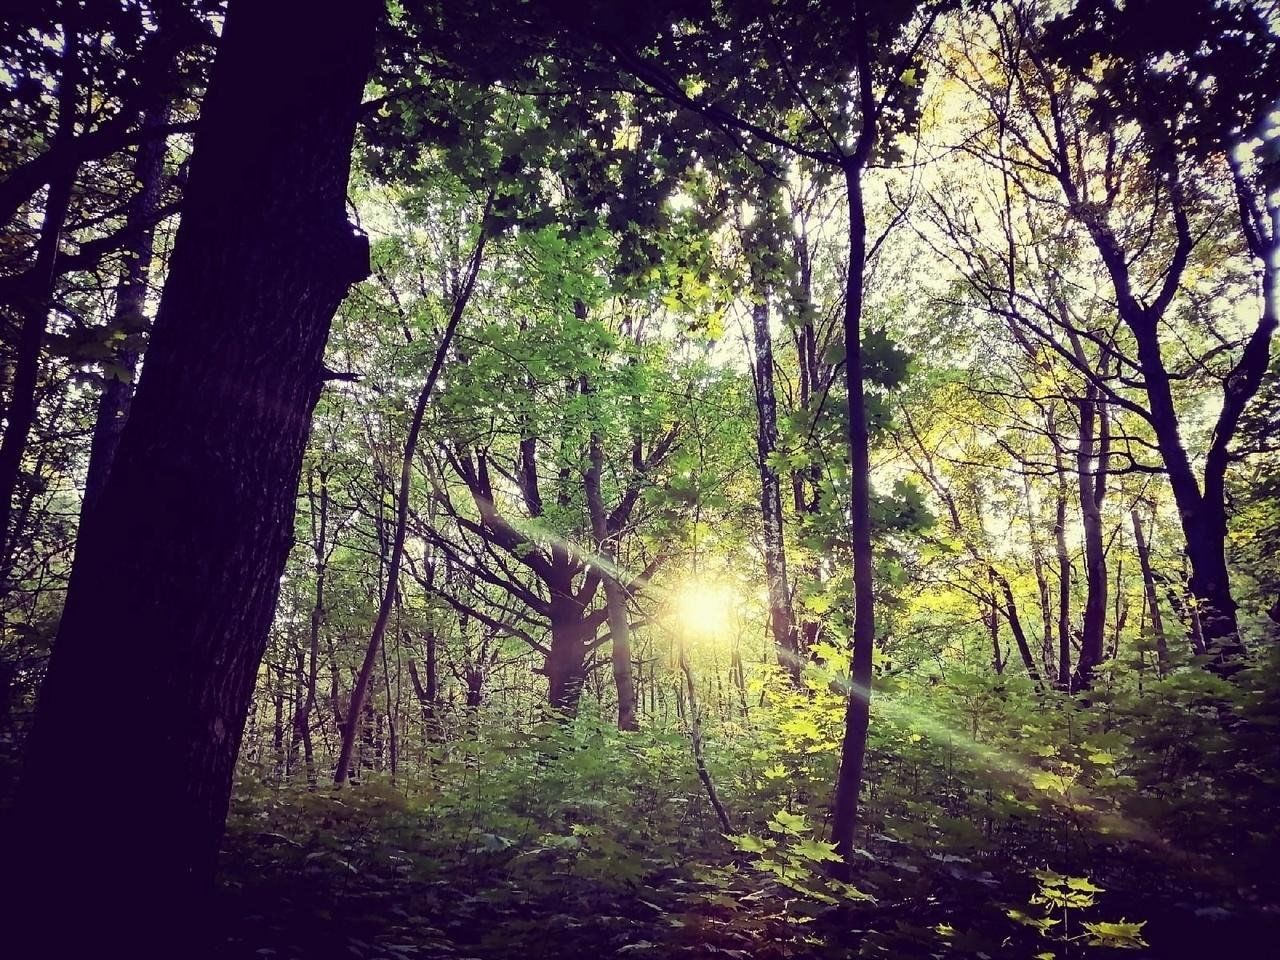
[213,766,1279,960]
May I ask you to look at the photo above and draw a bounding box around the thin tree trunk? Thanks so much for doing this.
[79,102,169,522]
[13,0,376,943]
[832,154,876,865]
[584,426,638,730]
[1023,471,1055,675]
[1072,378,1109,691]
[334,215,488,785]
[0,12,79,574]
[1131,506,1169,674]
[679,640,732,833]
[992,568,1042,685]
[1052,427,1073,689]
[293,466,328,783]
[750,296,800,683]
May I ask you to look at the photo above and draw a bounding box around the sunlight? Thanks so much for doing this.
[672,581,738,639]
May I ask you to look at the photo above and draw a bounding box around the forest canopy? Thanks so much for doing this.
[1,0,1278,956]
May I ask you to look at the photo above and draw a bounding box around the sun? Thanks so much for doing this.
[672,581,737,639]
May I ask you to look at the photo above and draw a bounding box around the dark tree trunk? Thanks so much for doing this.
[546,594,589,717]
[831,157,876,864]
[79,103,169,522]
[1131,506,1169,673]
[333,217,486,785]
[1052,428,1073,689]
[291,467,328,782]
[1072,379,1109,691]
[585,427,638,730]
[993,569,1042,685]
[11,0,375,943]
[1023,471,1055,675]
[750,297,800,683]
[0,14,79,575]
[987,574,1004,675]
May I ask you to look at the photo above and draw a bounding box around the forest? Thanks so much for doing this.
[1,0,1278,956]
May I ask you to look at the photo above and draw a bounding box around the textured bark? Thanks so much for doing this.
[12,0,375,943]
[546,590,591,716]
[750,297,801,683]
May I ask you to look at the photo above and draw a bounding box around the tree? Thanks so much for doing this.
[10,0,377,940]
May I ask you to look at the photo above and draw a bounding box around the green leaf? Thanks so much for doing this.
[726,833,769,854]
[791,837,841,863]
[1081,920,1148,949]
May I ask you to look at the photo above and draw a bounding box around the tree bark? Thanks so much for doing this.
[12,0,376,943]
[1071,373,1109,691]
[546,586,590,717]
[993,568,1042,685]
[750,297,800,683]
[831,155,876,865]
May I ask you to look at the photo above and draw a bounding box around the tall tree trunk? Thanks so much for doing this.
[584,428,638,730]
[992,568,1042,685]
[1128,308,1246,664]
[750,297,800,683]
[1052,427,1073,689]
[292,466,328,783]
[0,11,79,575]
[12,0,376,943]
[987,572,1004,675]
[546,591,589,717]
[1131,506,1169,674]
[333,217,486,785]
[1023,471,1055,675]
[1072,378,1109,691]
[79,103,169,522]
[831,156,876,865]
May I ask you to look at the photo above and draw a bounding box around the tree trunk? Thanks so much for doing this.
[79,103,169,522]
[831,158,876,865]
[1131,506,1169,674]
[993,569,1042,685]
[0,14,79,575]
[546,597,589,717]
[1072,380,1109,691]
[12,0,375,943]
[1023,471,1055,675]
[584,427,638,730]
[750,297,800,683]
[1129,310,1244,663]
[292,467,328,783]
[333,216,487,785]
[1052,428,1073,689]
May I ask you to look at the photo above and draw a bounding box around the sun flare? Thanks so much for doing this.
[671,581,737,639]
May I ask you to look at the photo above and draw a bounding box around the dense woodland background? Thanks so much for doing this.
[1,0,1279,956]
